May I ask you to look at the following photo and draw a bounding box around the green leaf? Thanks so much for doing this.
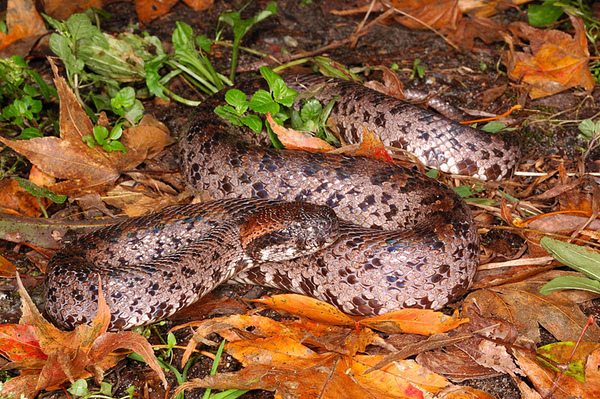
[528,3,564,27]
[99,382,113,396]
[111,86,136,110]
[124,100,144,124]
[23,84,39,97]
[300,99,322,122]
[110,123,124,140]
[105,140,127,154]
[453,185,475,198]
[215,105,244,126]
[13,177,67,204]
[166,332,177,348]
[540,237,600,281]
[240,114,263,133]
[93,125,109,145]
[20,127,42,140]
[172,21,195,51]
[66,13,98,42]
[578,119,596,139]
[48,33,73,61]
[540,276,600,296]
[225,89,249,115]
[82,134,95,148]
[259,66,281,91]
[196,34,212,53]
[249,90,279,114]
[481,121,507,133]
[144,55,170,101]
[425,169,440,179]
[259,66,298,107]
[67,379,89,396]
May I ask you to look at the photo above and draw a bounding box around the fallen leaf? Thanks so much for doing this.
[41,0,103,20]
[0,276,166,399]
[181,0,214,11]
[514,344,600,398]
[363,67,405,100]
[250,294,355,326]
[266,112,335,152]
[0,178,45,217]
[176,334,449,399]
[0,324,46,362]
[464,271,600,343]
[504,14,594,99]
[450,17,506,51]
[436,385,499,398]
[387,0,462,31]
[0,0,47,54]
[0,255,18,278]
[355,127,395,163]
[135,0,179,24]
[252,294,469,335]
[458,0,533,18]
[0,60,173,197]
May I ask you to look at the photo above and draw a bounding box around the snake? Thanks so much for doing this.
[44,74,520,330]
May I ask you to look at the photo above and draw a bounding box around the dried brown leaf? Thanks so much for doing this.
[464,271,600,343]
[504,14,594,99]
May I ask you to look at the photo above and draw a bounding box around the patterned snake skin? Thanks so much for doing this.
[44,75,520,330]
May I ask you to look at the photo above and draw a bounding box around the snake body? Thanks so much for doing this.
[44,75,520,330]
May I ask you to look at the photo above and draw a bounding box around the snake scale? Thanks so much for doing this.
[44,74,520,330]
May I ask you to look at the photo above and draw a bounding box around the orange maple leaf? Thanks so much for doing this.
[0,276,167,399]
[504,14,594,99]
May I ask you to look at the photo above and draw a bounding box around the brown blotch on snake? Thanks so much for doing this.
[44,75,520,330]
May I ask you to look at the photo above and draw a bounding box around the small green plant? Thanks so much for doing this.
[409,58,425,80]
[218,1,277,83]
[576,118,600,164]
[67,379,136,399]
[540,237,600,295]
[81,86,144,154]
[215,66,338,147]
[0,56,57,139]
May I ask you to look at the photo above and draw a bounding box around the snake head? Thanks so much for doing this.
[240,201,339,262]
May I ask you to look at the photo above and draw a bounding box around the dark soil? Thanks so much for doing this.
[3,1,600,398]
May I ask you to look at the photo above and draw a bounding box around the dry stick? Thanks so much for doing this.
[379,0,460,52]
[349,0,378,50]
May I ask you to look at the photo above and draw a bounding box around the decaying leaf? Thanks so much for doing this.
[386,0,462,31]
[41,0,103,20]
[135,0,179,24]
[0,276,166,398]
[504,14,594,99]
[355,127,395,163]
[252,294,469,334]
[0,60,173,197]
[173,293,475,398]
[464,271,600,343]
[0,0,47,55]
[514,344,600,398]
[176,335,449,399]
[266,112,335,152]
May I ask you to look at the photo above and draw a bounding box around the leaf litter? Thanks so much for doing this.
[1,1,600,399]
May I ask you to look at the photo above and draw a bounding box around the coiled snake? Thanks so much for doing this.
[44,75,520,330]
